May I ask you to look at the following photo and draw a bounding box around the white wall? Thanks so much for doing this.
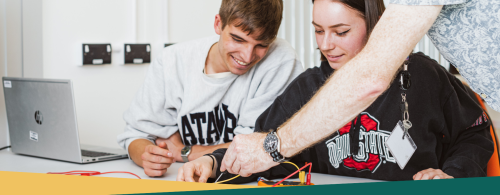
[0,0,44,149]
[41,0,221,149]
[0,0,8,148]
[22,0,43,78]
[168,0,221,43]
[0,0,25,148]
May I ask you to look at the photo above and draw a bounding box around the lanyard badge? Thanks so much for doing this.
[385,57,417,170]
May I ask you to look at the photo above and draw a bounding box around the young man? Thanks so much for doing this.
[117,0,303,177]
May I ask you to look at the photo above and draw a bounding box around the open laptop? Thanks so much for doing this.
[2,77,128,163]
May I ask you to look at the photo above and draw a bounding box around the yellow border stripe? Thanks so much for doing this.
[0,171,257,194]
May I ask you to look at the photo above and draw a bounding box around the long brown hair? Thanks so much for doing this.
[312,0,386,61]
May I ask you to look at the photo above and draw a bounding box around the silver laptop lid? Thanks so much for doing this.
[3,77,83,163]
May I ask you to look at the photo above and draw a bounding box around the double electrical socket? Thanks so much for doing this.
[78,43,174,66]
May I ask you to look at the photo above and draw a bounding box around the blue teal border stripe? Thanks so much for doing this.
[126,176,500,195]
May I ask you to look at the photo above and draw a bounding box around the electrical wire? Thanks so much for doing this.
[47,170,141,179]
[281,161,299,170]
[0,145,11,151]
[215,161,302,184]
[307,162,312,185]
[283,161,305,184]
[272,162,312,187]
[215,174,240,184]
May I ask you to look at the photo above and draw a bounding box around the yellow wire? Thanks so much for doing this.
[281,161,300,170]
[282,161,306,184]
[215,175,240,184]
[215,162,300,184]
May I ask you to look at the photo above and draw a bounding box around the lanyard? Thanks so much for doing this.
[349,114,362,156]
[349,56,412,154]
[400,57,412,139]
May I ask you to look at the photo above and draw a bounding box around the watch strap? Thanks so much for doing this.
[181,146,191,162]
[270,150,286,163]
[182,155,189,163]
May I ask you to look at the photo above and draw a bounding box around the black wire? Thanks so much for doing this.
[0,145,11,151]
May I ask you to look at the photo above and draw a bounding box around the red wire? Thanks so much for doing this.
[272,162,312,187]
[306,163,312,185]
[100,171,141,179]
[47,170,141,179]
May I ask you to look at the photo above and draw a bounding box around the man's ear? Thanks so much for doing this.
[214,14,223,35]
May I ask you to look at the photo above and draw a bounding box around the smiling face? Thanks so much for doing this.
[212,15,273,75]
[313,0,368,70]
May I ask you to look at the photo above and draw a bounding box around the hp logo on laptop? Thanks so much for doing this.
[34,110,43,125]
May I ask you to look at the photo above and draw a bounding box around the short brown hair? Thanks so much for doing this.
[312,0,386,61]
[219,0,283,42]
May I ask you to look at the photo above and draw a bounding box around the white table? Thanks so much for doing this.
[0,148,379,186]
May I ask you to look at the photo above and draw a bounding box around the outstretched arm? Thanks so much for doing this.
[221,4,444,176]
[280,3,443,158]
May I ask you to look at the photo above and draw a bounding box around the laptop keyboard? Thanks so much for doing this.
[81,150,114,157]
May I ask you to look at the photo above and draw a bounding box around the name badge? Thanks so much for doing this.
[385,121,417,170]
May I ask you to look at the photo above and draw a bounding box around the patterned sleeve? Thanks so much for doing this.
[388,0,467,5]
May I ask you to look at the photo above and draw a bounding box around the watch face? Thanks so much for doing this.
[264,133,279,153]
[181,146,191,155]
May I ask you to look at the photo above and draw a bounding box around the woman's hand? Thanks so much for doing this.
[177,156,214,183]
[413,168,453,180]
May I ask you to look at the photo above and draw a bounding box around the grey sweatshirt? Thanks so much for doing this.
[117,36,303,152]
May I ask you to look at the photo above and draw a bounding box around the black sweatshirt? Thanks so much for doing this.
[211,53,494,183]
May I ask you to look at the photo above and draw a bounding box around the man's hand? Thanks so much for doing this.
[220,133,279,177]
[413,168,454,180]
[156,132,185,162]
[141,142,175,177]
[177,156,214,183]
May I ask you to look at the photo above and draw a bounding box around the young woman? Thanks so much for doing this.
[176,0,493,183]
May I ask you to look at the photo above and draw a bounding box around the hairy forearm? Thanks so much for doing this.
[128,139,155,167]
[278,4,443,157]
[189,143,231,161]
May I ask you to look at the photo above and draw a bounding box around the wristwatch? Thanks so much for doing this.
[181,146,192,162]
[263,129,287,162]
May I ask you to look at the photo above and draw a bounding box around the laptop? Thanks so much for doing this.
[2,77,128,163]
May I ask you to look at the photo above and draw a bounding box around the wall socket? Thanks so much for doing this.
[124,44,151,64]
[82,44,112,65]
